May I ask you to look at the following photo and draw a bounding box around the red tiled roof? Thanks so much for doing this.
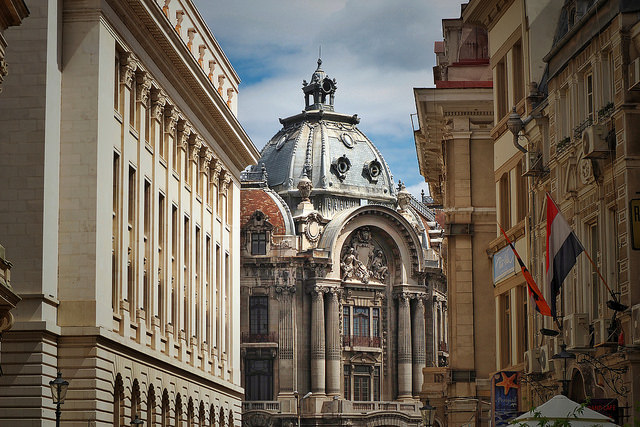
[240,188,287,235]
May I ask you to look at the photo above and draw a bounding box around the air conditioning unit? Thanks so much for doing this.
[582,125,610,159]
[593,318,613,346]
[539,344,552,373]
[629,57,640,91]
[524,348,542,374]
[632,304,640,345]
[563,313,590,349]
[522,150,543,176]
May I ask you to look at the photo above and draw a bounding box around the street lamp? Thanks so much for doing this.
[49,371,69,427]
[552,343,576,396]
[420,400,436,427]
[131,414,144,425]
[294,390,312,427]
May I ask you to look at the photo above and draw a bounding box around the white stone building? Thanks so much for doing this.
[0,0,258,425]
[239,61,445,427]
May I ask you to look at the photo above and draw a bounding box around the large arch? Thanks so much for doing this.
[318,205,425,284]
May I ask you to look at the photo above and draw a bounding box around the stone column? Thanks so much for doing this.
[412,297,426,397]
[311,287,326,395]
[397,293,412,399]
[277,284,296,394]
[325,290,340,396]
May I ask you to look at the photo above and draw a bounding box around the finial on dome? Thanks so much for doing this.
[317,57,322,70]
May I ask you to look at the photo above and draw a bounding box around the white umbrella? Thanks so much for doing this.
[510,395,619,426]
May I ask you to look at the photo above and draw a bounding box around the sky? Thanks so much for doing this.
[193,0,465,198]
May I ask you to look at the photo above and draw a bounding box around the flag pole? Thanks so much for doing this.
[581,247,616,300]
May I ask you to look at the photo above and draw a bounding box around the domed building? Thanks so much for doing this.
[239,60,447,427]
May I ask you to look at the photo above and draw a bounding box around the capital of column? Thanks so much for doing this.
[177,120,192,150]
[151,89,167,120]
[219,170,231,192]
[164,105,179,133]
[136,71,152,106]
[188,135,203,163]
[210,157,222,183]
[120,51,137,88]
[200,147,213,172]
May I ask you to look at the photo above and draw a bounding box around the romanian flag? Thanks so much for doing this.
[546,193,584,316]
[499,225,552,317]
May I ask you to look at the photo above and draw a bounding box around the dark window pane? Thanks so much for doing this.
[249,296,269,335]
[251,232,267,255]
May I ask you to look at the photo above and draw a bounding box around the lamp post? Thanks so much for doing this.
[420,400,436,427]
[552,343,575,396]
[294,391,312,427]
[49,372,69,427]
[131,414,144,425]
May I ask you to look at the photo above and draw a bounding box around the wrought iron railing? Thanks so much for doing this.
[241,331,277,343]
[342,335,381,348]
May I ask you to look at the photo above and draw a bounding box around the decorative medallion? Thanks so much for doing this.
[578,156,594,185]
[340,132,354,148]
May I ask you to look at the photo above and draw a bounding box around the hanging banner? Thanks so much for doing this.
[492,371,520,426]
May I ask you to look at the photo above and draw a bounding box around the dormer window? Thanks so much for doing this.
[251,232,267,255]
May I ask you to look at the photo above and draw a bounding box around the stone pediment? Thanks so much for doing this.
[348,352,379,364]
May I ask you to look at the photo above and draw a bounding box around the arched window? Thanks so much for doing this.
[198,401,205,427]
[161,390,170,427]
[147,385,156,426]
[175,394,183,427]
[114,374,125,426]
[187,398,194,427]
[219,408,225,427]
[131,379,141,423]
[228,410,234,427]
[209,405,216,427]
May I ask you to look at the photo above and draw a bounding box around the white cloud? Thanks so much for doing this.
[194,0,464,188]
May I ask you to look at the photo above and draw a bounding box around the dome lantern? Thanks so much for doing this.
[302,58,337,111]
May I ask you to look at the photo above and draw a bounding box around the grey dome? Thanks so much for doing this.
[254,62,396,217]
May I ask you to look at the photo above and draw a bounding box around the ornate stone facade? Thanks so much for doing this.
[240,63,446,426]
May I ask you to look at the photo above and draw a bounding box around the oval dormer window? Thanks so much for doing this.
[275,133,288,150]
[341,133,354,149]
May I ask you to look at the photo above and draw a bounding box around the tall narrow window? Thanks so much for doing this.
[171,205,178,329]
[516,161,527,222]
[127,166,137,310]
[586,72,594,122]
[499,173,511,229]
[195,226,201,338]
[129,78,136,128]
[500,293,511,368]
[225,253,230,352]
[371,308,380,338]
[589,222,600,318]
[158,193,165,324]
[216,244,221,350]
[512,43,524,104]
[112,153,121,312]
[343,306,350,345]
[145,101,151,145]
[185,147,191,186]
[249,296,269,336]
[373,366,381,401]
[143,180,151,313]
[496,58,508,120]
[206,235,211,343]
[184,215,190,335]
[114,55,120,112]
[353,307,370,346]
[343,365,351,400]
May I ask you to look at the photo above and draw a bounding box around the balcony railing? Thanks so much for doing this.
[241,332,277,343]
[351,401,420,412]
[343,335,381,348]
[242,401,280,411]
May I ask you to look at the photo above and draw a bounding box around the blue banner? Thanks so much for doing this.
[493,245,516,283]
[492,371,519,426]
